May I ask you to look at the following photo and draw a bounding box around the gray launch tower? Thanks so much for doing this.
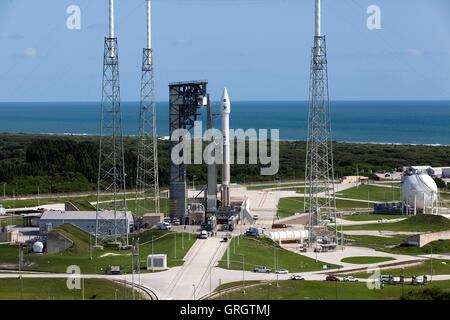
[304,0,337,244]
[168,81,208,219]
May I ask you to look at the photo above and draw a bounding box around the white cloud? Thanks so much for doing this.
[24,47,37,57]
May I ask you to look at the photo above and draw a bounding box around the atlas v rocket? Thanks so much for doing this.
[221,88,231,208]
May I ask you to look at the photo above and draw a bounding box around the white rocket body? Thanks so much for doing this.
[314,0,322,56]
[109,0,116,58]
[109,0,115,39]
[146,0,153,65]
[221,88,231,208]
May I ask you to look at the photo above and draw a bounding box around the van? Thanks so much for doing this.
[199,230,208,239]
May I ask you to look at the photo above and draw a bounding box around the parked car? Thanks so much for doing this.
[157,222,172,230]
[254,266,271,273]
[411,276,428,285]
[343,276,359,282]
[172,218,181,225]
[275,269,289,274]
[199,230,208,239]
[252,214,259,221]
[388,276,404,285]
[298,246,307,253]
[379,275,393,283]
[325,275,340,282]
[290,275,305,281]
[246,227,259,237]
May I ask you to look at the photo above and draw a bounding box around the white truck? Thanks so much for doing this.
[199,230,208,239]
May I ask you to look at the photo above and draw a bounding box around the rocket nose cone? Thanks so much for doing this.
[221,87,230,103]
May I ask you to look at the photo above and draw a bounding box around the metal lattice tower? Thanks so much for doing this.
[304,0,337,244]
[96,0,128,245]
[135,0,160,216]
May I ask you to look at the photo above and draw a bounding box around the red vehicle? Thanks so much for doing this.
[325,275,340,282]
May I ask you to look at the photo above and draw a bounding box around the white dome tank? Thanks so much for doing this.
[402,173,438,211]
[32,241,44,253]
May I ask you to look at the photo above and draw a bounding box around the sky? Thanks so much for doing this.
[0,0,450,102]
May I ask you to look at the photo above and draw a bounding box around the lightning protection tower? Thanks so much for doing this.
[96,0,128,245]
[304,0,337,245]
[135,0,160,217]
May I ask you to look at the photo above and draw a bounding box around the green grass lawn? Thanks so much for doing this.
[277,197,306,218]
[0,278,141,300]
[99,198,169,217]
[385,239,450,256]
[344,234,407,251]
[343,214,404,222]
[340,256,396,264]
[342,215,450,233]
[350,259,450,279]
[336,185,401,202]
[67,199,96,211]
[218,236,340,272]
[212,279,450,300]
[277,197,371,218]
[0,224,196,274]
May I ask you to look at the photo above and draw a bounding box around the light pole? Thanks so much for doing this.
[401,267,405,297]
[430,246,433,282]
[238,254,245,294]
[174,231,177,260]
[151,235,155,271]
[192,175,197,191]
[89,233,92,260]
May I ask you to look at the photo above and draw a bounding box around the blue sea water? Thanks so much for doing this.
[0,101,449,145]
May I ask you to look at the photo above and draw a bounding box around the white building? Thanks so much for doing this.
[38,210,134,236]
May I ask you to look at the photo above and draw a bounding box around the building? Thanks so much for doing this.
[340,176,369,184]
[38,210,134,236]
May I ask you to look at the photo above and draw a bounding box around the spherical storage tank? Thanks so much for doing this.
[402,173,438,211]
[32,241,44,253]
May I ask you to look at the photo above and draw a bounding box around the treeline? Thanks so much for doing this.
[1,133,450,196]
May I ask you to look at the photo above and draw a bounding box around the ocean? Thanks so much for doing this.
[0,100,449,145]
